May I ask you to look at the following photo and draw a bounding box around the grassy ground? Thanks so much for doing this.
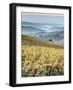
[21,35,64,77]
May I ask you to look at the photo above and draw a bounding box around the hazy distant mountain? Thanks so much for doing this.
[21,21,64,42]
[34,31,64,42]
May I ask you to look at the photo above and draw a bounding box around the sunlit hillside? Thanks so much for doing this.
[21,35,64,77]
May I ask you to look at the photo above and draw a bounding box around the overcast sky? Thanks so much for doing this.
[21,13,64,25]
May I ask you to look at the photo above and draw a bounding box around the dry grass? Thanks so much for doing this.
[21,45,64,77]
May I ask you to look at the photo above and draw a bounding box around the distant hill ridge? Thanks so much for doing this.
[22,35,63,48]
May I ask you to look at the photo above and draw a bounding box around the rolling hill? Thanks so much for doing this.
[22,35,63,48]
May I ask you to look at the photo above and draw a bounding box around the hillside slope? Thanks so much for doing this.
[22,35,63,48]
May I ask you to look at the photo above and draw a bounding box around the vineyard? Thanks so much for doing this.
[21,35,64,77]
